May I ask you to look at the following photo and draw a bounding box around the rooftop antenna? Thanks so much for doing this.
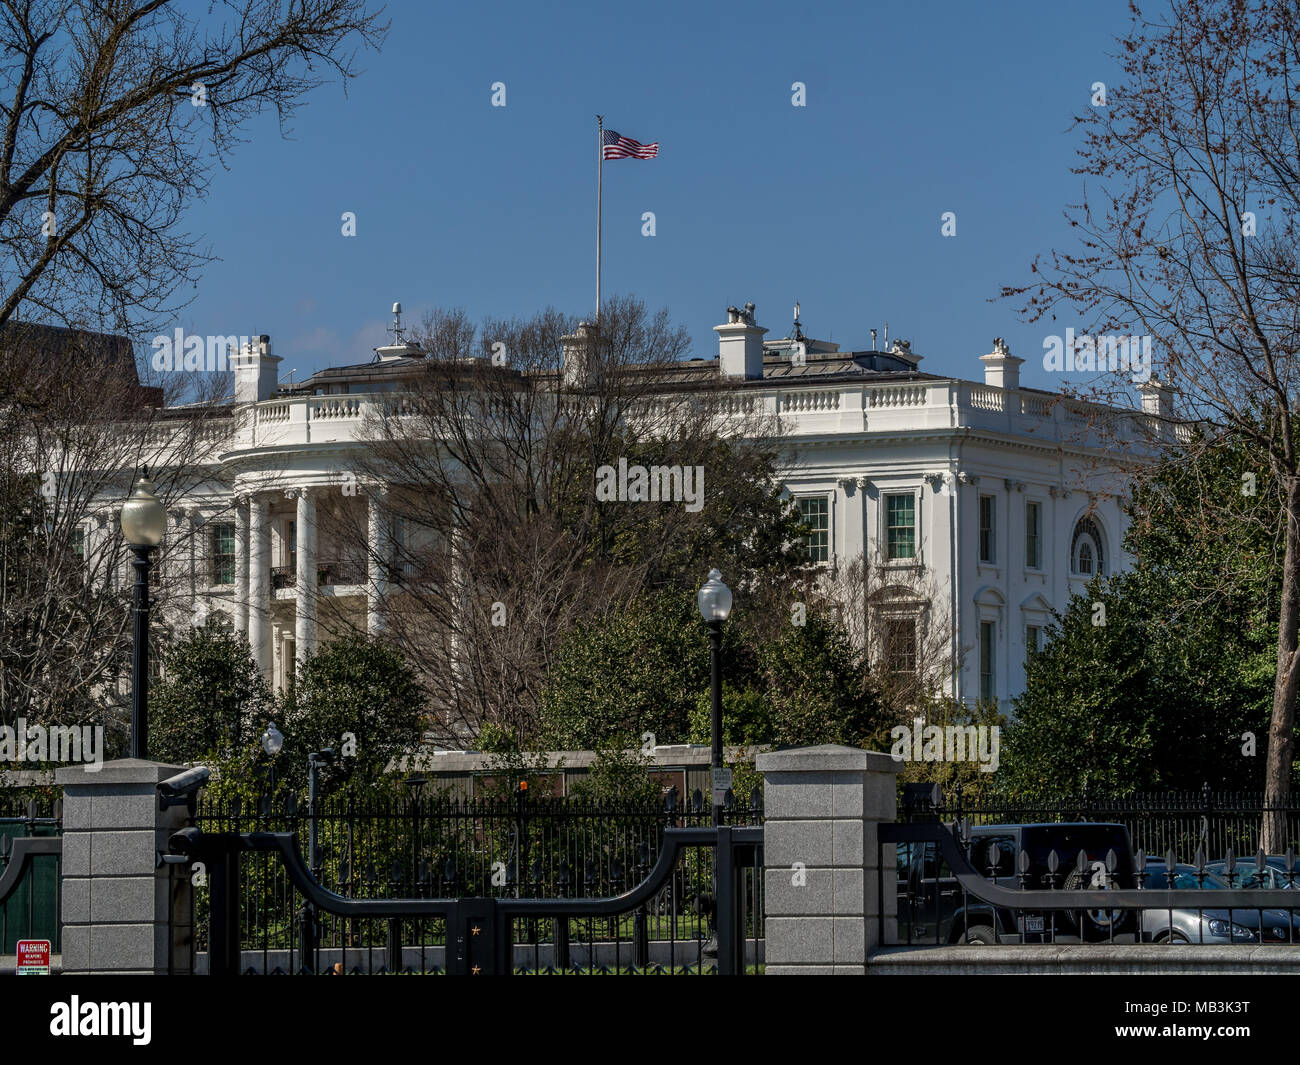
[388,301,405,345]
[792,301,805,342]
[870,328,877,351]
[883,321,889,349]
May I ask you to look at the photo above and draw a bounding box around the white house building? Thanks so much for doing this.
[81,302,1168,710]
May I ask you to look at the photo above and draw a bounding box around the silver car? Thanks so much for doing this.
[1205,857,1299,891]
[1139,862,1297,944]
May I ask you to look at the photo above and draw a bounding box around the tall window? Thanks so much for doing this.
[1025,624,1042,656]
[883,617,917,677]
[212,522,236,585]
[70,527,85,563]
[1071,516,1104,576]
[1025,501,1041,569]
[979,621,995,703]
[979,495,996,563]
[885,494,916,560]
[287,519,297,572]
[796,497,829,563]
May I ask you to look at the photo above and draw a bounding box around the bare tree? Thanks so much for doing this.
[0,323,232,748]
[1002,0,1300,846]
[0,0,385,336]
[335,297,800,744]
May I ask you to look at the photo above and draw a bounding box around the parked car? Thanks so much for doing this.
[900,822,1138,944]
[1138,861,1297,943]
[1204,857,1299,891]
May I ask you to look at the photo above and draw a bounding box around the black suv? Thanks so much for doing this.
[898,822,1139,944]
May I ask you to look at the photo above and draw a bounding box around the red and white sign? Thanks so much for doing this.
[16,939,50,975]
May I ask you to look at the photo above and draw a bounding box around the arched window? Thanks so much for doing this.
[1070,517,1105,576]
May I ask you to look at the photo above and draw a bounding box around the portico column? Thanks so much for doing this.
[293,487,318,662]
[234,495,250,635]
[248,494,271,676]
[367,484,389,636]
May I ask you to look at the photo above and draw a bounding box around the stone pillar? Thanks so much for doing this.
[56,759,194,975]
[755,744,900,975]
[367,485,388,636]
[234,495,250,635]
[293,487,318,662]
[248,494,271,676]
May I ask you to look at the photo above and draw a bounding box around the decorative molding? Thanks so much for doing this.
[957,472,979,486]
[1004,479,1025,492]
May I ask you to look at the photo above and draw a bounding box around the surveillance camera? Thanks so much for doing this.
[157,765,211,811]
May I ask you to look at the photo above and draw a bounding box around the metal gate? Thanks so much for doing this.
[0,799,63,957]
[176,785,765,974]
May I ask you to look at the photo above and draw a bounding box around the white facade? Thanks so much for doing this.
[104,307,1165,709]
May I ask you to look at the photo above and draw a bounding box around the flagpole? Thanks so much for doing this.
[596,114,603,325]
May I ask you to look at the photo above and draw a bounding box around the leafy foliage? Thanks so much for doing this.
[148,618,271,766]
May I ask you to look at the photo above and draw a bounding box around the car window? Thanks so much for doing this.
[919,842,953,880]
[1142,867,1229,890]
[970,834,1017,877]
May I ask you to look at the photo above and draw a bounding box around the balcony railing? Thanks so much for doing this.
[270,561,366,591]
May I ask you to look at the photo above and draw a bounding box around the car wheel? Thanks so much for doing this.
[1156,930,1189,944]
[960,926,998,945]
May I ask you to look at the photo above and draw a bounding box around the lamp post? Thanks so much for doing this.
[260,721,284,792]
[120,469,167,760]
[696,568,732,827]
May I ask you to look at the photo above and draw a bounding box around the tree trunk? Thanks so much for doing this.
[1263,476,1300,853]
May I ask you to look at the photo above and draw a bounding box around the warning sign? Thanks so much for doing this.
[16,939,50,975]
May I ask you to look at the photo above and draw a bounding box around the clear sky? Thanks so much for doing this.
[173,0,1133,392]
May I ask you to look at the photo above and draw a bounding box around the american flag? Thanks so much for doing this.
[602,129,658,160]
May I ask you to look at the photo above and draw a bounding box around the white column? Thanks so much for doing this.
[234,496,250,635]
[248,494,271,676]
[367,485,389,636]
[293,487,318,662]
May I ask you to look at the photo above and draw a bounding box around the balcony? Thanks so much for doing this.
[270,560,366,591]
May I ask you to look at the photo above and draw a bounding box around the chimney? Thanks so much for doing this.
[714,302,767,379]
[233,335,280,404]
[1138,376,1174,418]
[561,320,600,389]
[979,337,1022,390]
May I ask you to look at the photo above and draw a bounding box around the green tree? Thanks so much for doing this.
[148,619,271,765]
[279,636,425,787]
[1001,430,1282,795]
[538,590,717,747]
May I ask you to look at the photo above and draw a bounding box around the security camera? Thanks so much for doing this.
[157,765,211,811]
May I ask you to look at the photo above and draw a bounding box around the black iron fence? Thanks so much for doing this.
[882,820,1300,948]
[188,785,764,973]
[908,786,1300,859]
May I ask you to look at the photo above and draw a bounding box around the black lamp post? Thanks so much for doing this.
[260,722,284,788]
[696,568,733,827]
[120,469,166,760]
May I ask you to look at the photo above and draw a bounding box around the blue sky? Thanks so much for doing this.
[174,0,1132,391]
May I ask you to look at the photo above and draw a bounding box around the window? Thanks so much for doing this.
[885,494,916,560]
[1025,624,1041,656]
[1071,516,1105,576]
[70,527,85,563]
[796,497,830,563]
[979,495,996,563]
[979,621,995,703]
[211,522,236,585]
[1025,501,1041,569]
[287,519,297,571]
[883,617,917,677]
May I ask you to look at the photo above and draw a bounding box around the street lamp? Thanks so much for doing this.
[697,568,732,827]
[261,722,284,757]
[120,468,166,760]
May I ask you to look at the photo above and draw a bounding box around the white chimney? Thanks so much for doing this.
[233,335,280,404]
[714,302,767,379]
[979,337,1022,390]
[1138,376,1174,418]
[561,320,600,388]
